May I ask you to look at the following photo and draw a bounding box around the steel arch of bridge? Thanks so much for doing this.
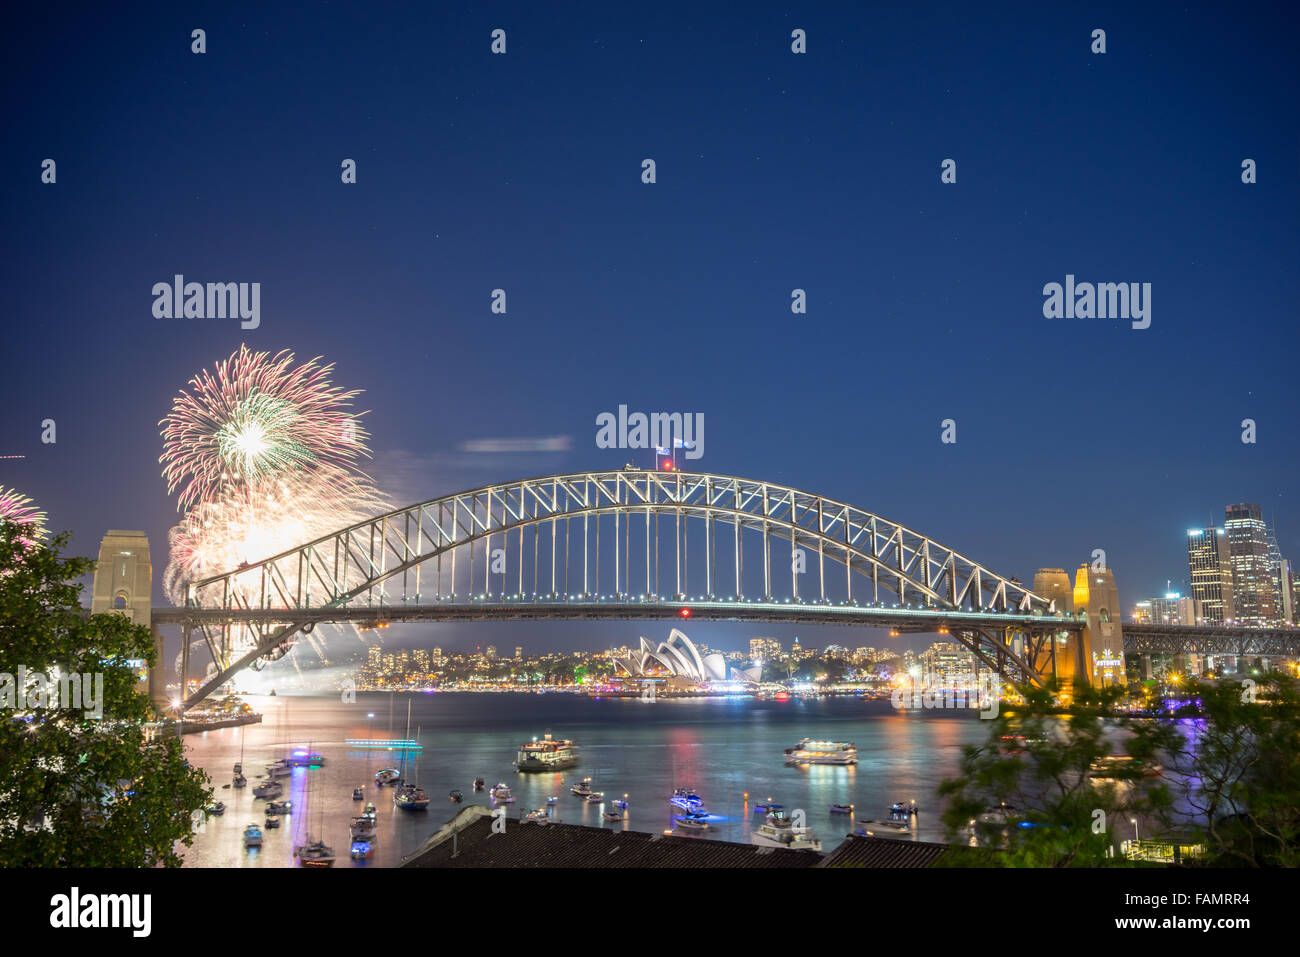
[180,469,1064,707]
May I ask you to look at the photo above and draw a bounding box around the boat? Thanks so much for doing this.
[674,811,711,833]
[889,800,920,816]
[252,779,282,799]
[394,784,430,811]
[283,750,326,767]
[753,799,783,813]
[263,815,281,829]
[669,788,706,813]
[268,688,276,696]
[858,818,911,836]
[206,801,225,816]
[546,795,558,805]
[265,760,293,778]
[295,737,334,866]
[783,738,858,765]
[350,839,373,860]
[585,791,604,804]
[752,810,822,851]
[296,840,336,867]
[363,802,377,817]
[829,803,854,814]
[570,777,594,797]
[350,815,378,839]
[374,768,401,786]
[522,808,550,824]
[603,811,623,823]
[490,783,514,803]
[449,789,464,803]
[243,823,263,848]
[613,796,628,810]
[352,786,365,801]
[1090,755,1162,778]
[473,778,485,792]
[514,732,580,772]
[266,800,292,815]
[232,773,247,789]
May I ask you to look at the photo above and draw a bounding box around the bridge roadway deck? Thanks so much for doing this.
[152,600,1074,632]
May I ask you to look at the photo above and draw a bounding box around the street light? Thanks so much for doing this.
[1130,817,1139,842]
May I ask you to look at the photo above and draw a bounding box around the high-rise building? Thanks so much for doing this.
[485,645,498,660]
[1225,504,1278,626]
[1139,592,1199,625]
[515,645,523,660]
[1187,528,1235,624]
[749,637,781,662]
[920,641,976,690]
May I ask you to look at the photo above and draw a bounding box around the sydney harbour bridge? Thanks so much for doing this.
[120,469,1298,710]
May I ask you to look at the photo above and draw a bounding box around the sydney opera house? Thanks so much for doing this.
[613,629,761,686]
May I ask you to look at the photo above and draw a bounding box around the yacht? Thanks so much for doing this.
[350,815,378,839]
[570,778,595,798]
[206,801,226,816]
[613,796,628,810]
[490,783,514,803]
[783,738,858,765]
[889,800,920,816]
[252,779,282,799]
[449,789,464,804]
[375,768,402,786]
[393,783,430,811]
[263,815,281,829]
[522,808,550,824]
[243,823,263,848]
[603,811,624,823]
[673,811,711,833]
[363,802,377,817]
[515,733,579,772]
[283,750,326,767]
[350,839,373,860]
[669,788,706,813]
[232,771,247,789]
[352,786,365,801]
[266,800,292,815]
[858,818,911,837]
[829,803,854,815]
[585,791,604,804]
[753,810,822,851]
[266,760,293,778]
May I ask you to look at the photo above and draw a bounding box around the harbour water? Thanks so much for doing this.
[181,692,989,867]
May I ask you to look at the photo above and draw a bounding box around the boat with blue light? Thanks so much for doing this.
[670,788,706,813]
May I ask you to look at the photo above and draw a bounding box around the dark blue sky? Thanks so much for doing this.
[2,2,1296,659]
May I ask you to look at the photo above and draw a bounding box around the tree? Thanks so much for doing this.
[936,680,1175,867]
[1137,673,1300,867]
[0,521,210,866]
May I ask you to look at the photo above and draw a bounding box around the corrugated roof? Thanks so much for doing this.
[819,833,951,868]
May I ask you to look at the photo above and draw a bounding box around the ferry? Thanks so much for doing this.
[783,738,858,765]
[490,783,515,803]
[515,733,580,772]
[669,788,706,813]
[752,810,822,851]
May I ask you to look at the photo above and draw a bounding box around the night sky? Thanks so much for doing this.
[2,2,1297,664]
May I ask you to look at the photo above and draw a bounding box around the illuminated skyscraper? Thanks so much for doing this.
[1225,504,1278,626]
[1187,528,1235,624]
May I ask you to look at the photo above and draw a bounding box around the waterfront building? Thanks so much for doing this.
[1187,528,1236,624]
[613,629,729,684]
[920,641,976,691]
[1225,504,1279,625]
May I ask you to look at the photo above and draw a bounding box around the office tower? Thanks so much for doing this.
[749,637,781,662]
[1225,504,1278,626]
[1187,528,1235,624]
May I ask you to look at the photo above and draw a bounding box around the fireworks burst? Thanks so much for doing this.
[0,485,47,546]
[160,345,372,513]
